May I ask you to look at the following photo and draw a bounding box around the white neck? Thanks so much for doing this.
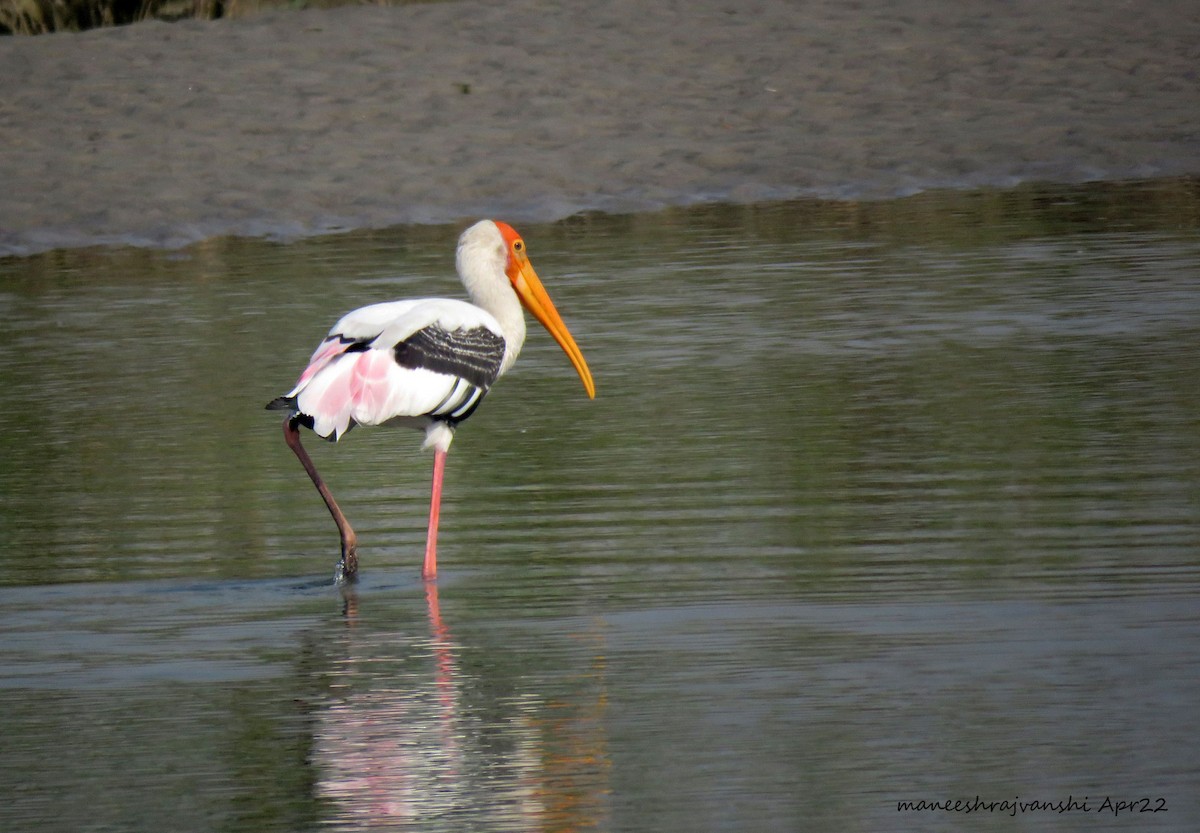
[456,221,527,375]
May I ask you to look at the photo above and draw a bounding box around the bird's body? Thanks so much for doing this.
[269,297,509,446]
[268,220,594,582]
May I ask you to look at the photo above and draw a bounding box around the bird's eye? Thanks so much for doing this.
[513,240,524,253]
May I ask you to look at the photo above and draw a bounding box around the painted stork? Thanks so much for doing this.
[267,220,595,582]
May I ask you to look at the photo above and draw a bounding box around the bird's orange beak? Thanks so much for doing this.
[506,244,596,399]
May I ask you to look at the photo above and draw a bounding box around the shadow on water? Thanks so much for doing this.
[1,178,1200,830]
[314,581,610,831]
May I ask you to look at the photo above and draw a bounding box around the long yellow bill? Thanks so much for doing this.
[509,256,596,399]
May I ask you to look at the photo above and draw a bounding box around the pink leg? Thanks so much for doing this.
[423,447,447,582]
[283,418,358,581]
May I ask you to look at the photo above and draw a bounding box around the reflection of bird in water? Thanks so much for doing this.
[268,220,595,582]
[313,583,609,830]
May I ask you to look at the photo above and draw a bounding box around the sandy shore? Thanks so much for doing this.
[1,0,1197,254]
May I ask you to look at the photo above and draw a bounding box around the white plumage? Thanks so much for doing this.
[284,298,505,444]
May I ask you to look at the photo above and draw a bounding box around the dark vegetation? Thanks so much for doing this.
[2,0,226,33]
[0,0,413,34]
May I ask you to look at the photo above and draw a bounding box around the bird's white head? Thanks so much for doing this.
[456,220,595,399]
[455,219,508,287]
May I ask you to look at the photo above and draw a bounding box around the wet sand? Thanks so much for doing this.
[1,0,1197,254]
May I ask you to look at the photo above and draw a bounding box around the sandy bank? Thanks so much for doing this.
[1,0,1198,254]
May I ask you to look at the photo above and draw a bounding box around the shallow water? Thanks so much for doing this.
[1,179,1199,831]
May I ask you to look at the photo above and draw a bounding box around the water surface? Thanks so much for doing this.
[1,179,1198,831]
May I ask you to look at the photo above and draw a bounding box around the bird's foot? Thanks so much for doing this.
[334,543,359,586]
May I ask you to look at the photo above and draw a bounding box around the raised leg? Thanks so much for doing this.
[283,417,358,581]
[423,447,447,582]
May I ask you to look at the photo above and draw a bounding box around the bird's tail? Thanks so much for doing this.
[265,396,296,411]
[266,395,323,437]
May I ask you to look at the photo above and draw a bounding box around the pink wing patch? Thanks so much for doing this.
[295,337,355,388]
[303,350,396,438]
[346,351,395,419]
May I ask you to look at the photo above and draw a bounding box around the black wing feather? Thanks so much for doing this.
[393,325,505,390]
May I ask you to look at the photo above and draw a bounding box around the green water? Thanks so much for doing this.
[1,179,1198,831]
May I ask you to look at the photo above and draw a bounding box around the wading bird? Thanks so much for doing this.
[267,220,595,582]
